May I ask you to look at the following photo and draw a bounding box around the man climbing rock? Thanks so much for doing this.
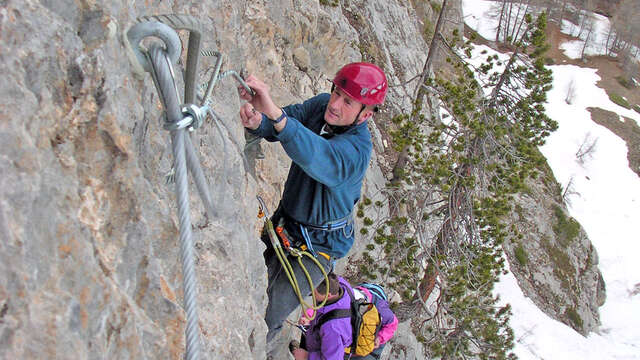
[237,62,388,356]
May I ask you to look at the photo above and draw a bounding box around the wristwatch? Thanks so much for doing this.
[270,109,287,124]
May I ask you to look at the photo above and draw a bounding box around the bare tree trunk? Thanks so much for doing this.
[394,0,449,185]
[544,0,554,19]
[512,1,531,44]
[510,1,525,43]
[577,10,587,38]
[581,21,594,59]
[505,1,515,42]
[418,261,438,303]
[490,48,519,101]
[391,147,410,184]
[414,0,449,99]
[612,33,619,53]
[605,27,615,56]
[496,0,508,43]
[559,0,567,23]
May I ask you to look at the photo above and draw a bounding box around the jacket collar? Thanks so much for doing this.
[323,287,345,306]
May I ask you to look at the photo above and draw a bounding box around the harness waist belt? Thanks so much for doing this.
[304,218,350,231]
[283,208,354,232]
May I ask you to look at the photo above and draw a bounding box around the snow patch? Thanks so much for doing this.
[460,11,640,355]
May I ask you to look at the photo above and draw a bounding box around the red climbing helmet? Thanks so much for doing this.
[332,62,387,106]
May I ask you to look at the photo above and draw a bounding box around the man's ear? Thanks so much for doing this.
[359,109,374,123]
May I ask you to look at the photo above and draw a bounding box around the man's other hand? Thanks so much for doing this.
[239,103,262,130]
[237,74,281,120]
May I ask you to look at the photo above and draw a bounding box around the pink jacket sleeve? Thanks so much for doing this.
[376,313,398,344]
[358,287,398,345]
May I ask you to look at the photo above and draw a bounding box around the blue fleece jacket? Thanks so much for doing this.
[249,93,372,258]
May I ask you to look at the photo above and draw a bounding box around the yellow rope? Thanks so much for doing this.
[263,213,329,321]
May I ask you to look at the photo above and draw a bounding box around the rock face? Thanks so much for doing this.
[504,171,605,335]
[0,0,602,359]
[0,0,436,358]
[1,2,268,358]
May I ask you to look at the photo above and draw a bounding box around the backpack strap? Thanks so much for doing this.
[344,284,356,302]
[317,308,351,328]
[315,307,356,360]
[343,286,358,358]
[317,285,356,328]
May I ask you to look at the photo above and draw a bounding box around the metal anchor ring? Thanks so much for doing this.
[127,21,182,72]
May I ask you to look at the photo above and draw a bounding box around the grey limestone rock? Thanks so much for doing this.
[0,0,603,359]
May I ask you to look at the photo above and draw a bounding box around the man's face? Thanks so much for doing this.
[324,87,368,126]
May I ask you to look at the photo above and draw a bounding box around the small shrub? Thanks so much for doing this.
[430,1,442,13]
[615,76,634,89]
[552,205,580,246]
[633,104,640,114]
[545,57,555,65]
[319,0,339,6]
[608,92,631,109]
[423,19,434,39]
[542,236,575,281]
[514,244,528,266]
[566,307,584,330]
[514,204,524,218]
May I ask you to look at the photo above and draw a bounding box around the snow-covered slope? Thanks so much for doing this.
[463,1,640,359]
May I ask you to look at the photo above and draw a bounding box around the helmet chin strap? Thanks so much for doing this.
[350,105,367,127]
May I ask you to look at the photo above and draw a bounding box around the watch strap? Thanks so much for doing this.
[271,108,287,124]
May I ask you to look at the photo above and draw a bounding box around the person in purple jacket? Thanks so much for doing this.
[290,273,353,360]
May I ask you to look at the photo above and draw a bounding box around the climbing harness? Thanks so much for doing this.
[126,14,256,360]
[256,196,330,320]
[298,212,354,253]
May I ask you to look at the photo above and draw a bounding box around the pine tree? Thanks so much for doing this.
[356,12,555,360]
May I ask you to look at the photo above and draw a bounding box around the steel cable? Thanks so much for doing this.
[128,16,263,359]
[149,43,201,360]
